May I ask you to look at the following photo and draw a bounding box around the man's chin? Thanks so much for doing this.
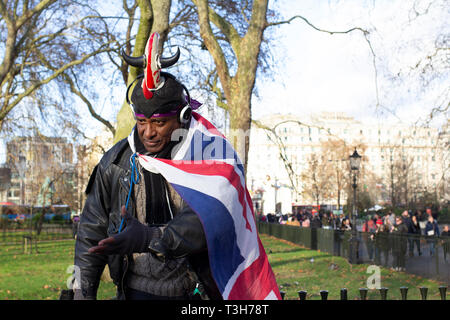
[143,142,163,154]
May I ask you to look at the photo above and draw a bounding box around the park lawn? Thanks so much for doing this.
[0,240,115,300]
[264,234,446,300]
[0,234,446,300]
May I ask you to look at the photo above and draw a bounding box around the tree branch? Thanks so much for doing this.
[267,14,382,111]
[0,43,113,121]
[61,72,116,136]
[192,0,231,97]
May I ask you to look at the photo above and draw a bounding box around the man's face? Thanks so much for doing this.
[136,115,180,154]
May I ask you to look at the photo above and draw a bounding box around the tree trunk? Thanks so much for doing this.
[228,84,252,172]
[194,0,268,177]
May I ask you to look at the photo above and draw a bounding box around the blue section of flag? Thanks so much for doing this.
[170,182,245,292]
[184,130,245,177]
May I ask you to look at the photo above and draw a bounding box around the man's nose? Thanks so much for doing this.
[143,123,157,138]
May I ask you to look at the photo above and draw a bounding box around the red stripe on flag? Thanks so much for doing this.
[152,158,252,231]
[227,236,281,300]
[192,112,226,138]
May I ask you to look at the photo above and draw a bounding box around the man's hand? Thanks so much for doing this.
[88,206,160,255]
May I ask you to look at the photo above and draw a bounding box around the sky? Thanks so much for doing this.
[252,0,449,129]
[1,0,448,163]
[78,0,448,136]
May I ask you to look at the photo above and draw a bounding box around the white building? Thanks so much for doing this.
[247,112,448,215]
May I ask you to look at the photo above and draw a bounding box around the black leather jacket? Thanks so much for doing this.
[74,138,221,300]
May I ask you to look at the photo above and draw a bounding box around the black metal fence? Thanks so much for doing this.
[0,223,75,256]
[257,222,450,284]
[280,286,448,300]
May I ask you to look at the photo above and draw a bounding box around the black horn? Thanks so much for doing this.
[160,47,180,68]
[121,49,146,68]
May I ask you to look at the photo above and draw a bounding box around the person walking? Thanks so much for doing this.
[424,216,440,256]
[391,216,408,271]
[362,216,377,261]
[441,225,449,262]
[408,215,422,256]
[374,221,389,266]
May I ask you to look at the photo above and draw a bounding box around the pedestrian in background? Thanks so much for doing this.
[310,212,322,229]
[341,218,352,231]
[391,216,408,271]
[441,225,449,262]
[374,221,389,266]
[424,215,440,256]
[362,216,377,261]
[408,215,422,256]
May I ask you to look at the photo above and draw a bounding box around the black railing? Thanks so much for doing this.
[257,221,450,284]
[0,223,74,256]
[280,285,447,300]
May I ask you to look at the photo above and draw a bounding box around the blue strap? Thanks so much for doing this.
[118,153,139,233]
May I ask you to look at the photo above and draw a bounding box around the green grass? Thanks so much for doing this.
[0,240,115,300]
[0,235,446,300]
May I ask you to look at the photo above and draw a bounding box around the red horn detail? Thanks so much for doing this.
[142,32,161,99]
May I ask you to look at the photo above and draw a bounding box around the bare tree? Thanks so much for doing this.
[0,0,122,132]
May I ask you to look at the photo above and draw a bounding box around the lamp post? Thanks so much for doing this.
[349,148,361,264]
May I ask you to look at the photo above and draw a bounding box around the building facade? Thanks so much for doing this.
[247,112,448,215]
[4,136,76,206]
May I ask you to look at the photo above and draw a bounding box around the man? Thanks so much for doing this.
[441,225,449,261]
[74,34,217,300]
[401,210,415,257]
[73,33,279,300]
[362,216,376,261]
[391,216,408,271]
[425,215,440,256]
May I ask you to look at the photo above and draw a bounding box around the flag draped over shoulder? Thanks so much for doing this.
[127,112,280,300]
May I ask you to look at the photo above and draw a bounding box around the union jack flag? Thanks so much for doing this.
[128,112,281,300]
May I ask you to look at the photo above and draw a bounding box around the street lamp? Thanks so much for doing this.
[349,148,361,264]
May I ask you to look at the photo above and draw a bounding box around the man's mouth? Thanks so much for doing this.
[144,140,160,147]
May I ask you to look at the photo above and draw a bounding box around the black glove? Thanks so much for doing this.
[89,206,161,255]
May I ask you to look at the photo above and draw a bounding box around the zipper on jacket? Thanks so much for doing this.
[117,170,131,299]
[120,255,129,299]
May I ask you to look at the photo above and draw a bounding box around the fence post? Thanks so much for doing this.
[340,288,348,300]
[359,288,368,300]
[439,286,447,300]
[379,287,388,300]
[400,287,408,300]
[298,290,307,301]
[419,287,428,300]
[320,290,328,301]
